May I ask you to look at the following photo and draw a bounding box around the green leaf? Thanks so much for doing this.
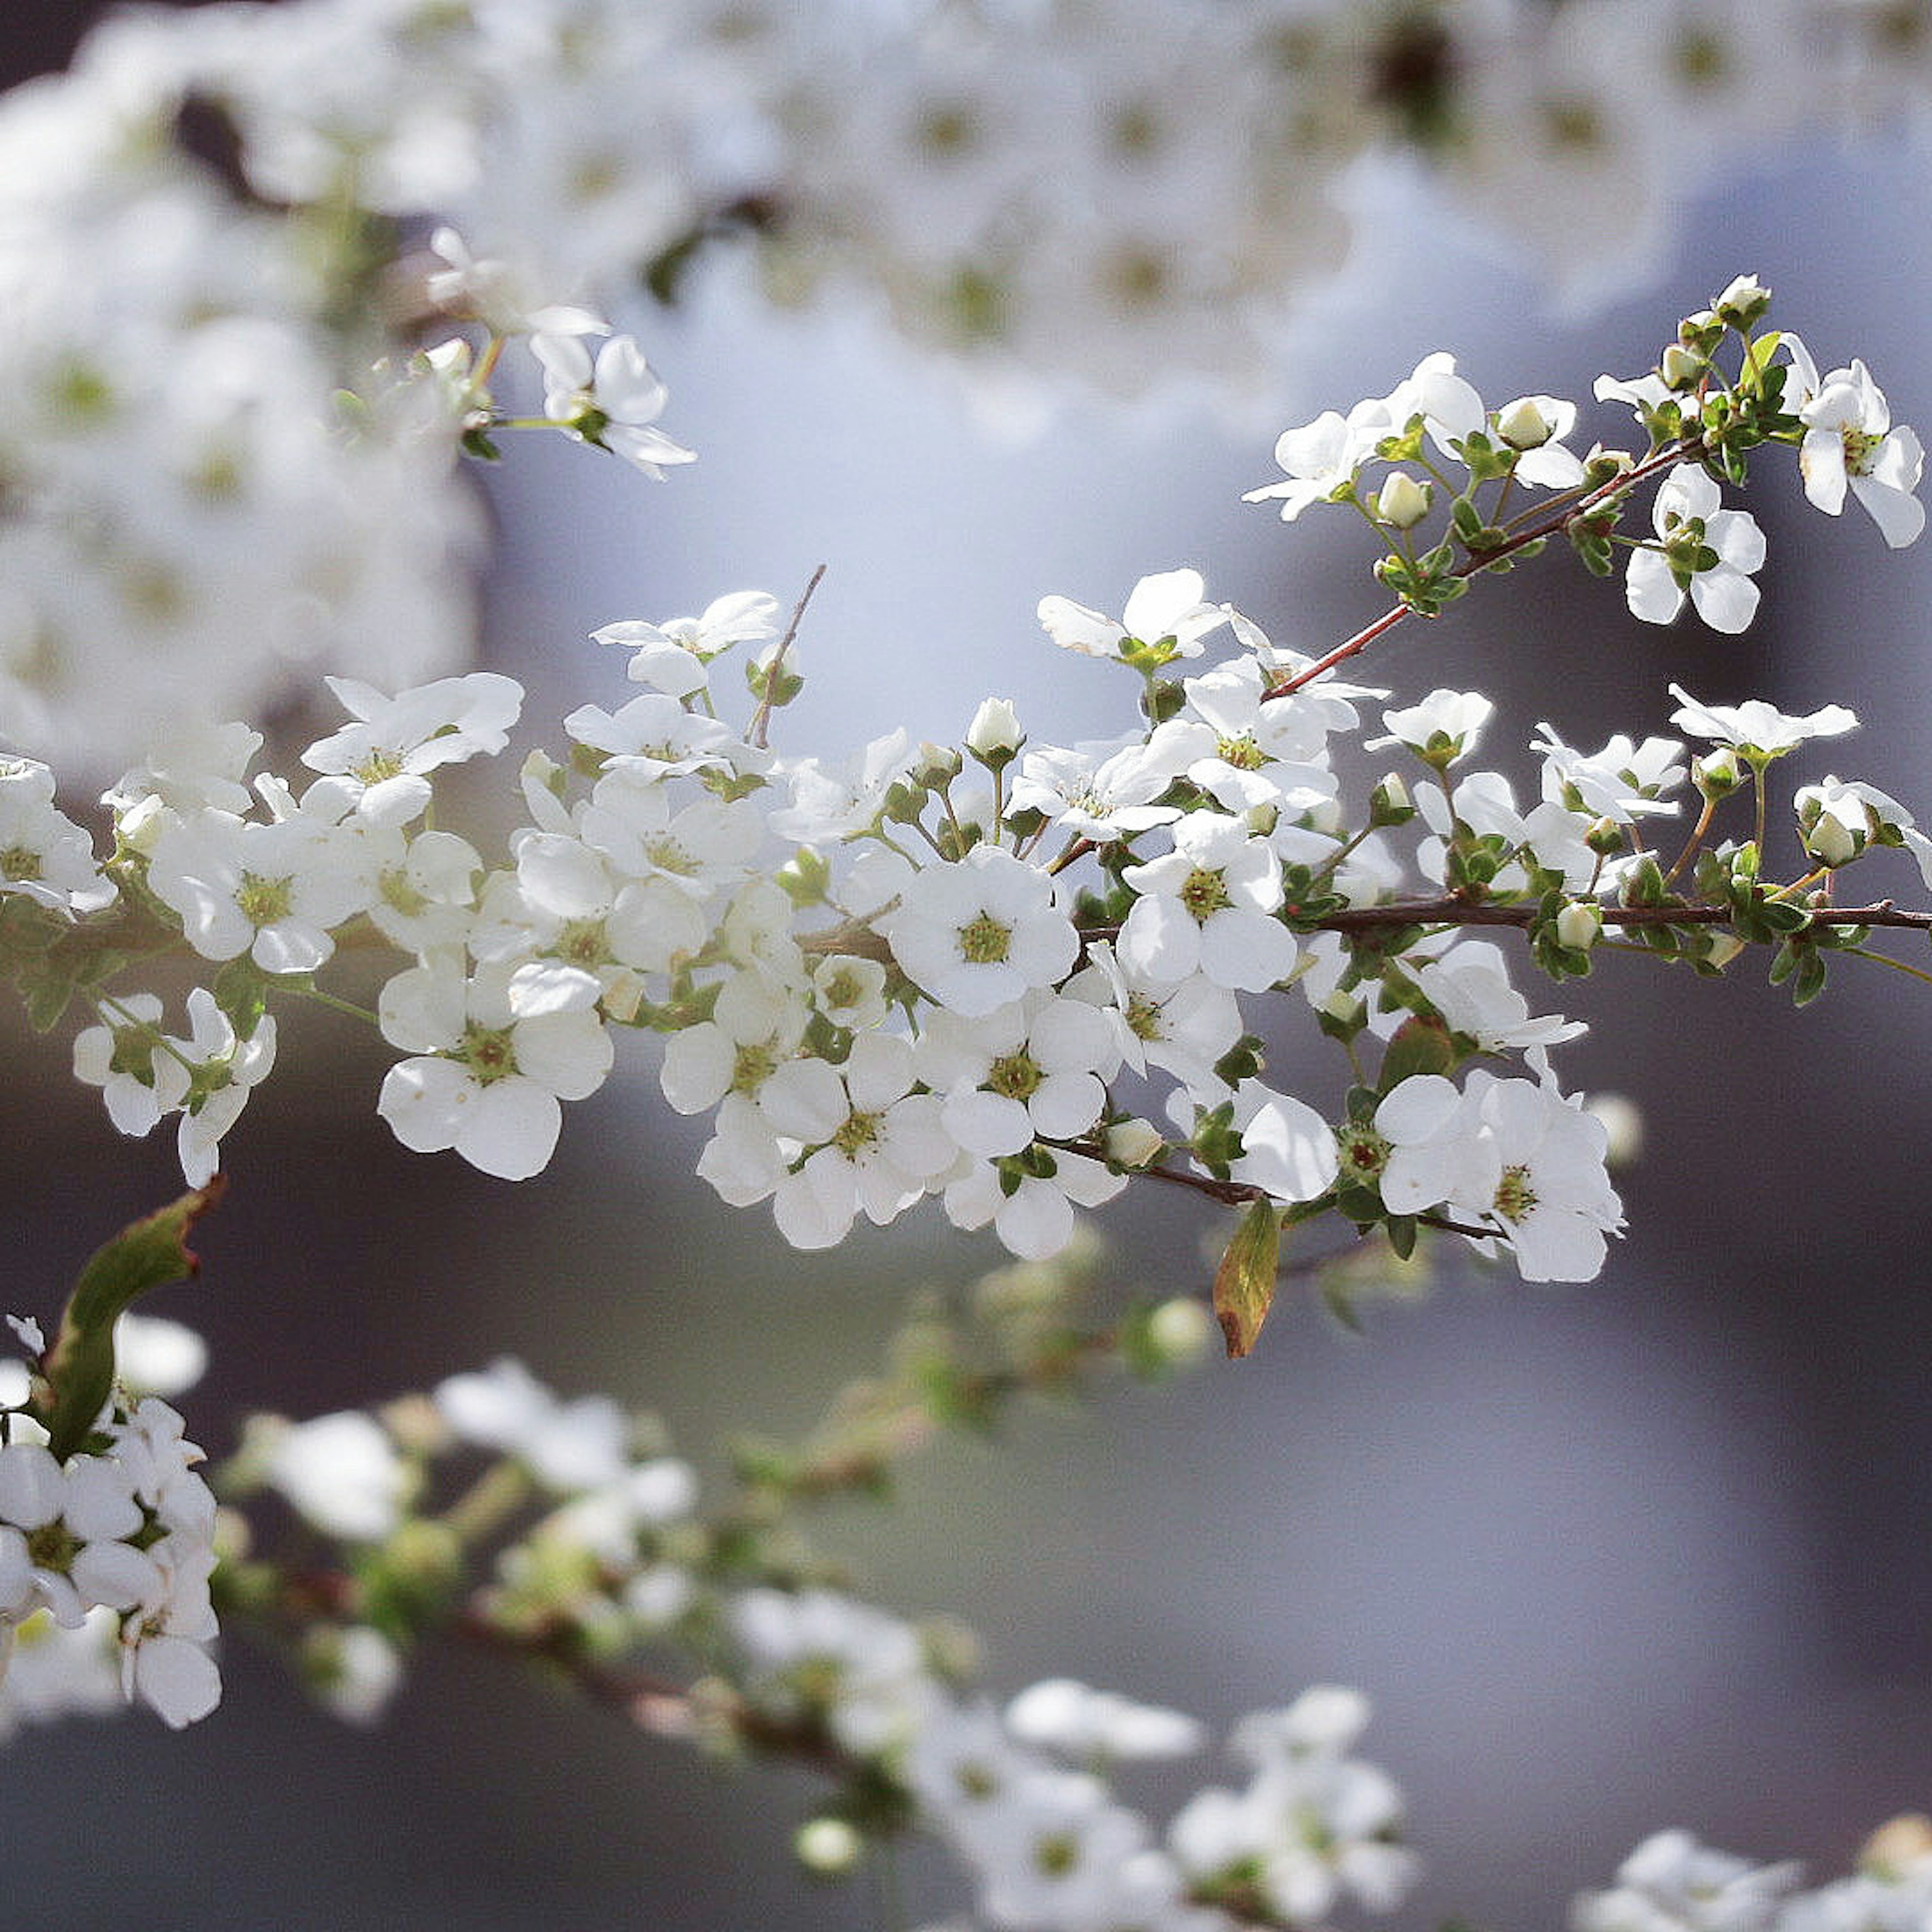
[1213,1199,1281,1360]
[38,1183,224,1460]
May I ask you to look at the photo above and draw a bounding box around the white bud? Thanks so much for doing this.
[795,1818,863,1876]
[1497,398,1553,450]
[1555,901,1601,951]
[966,696,1023,760]
[1661,344,1705,390]
[1804,808,1859,868]
[1377,471,1431,530]
[1583,1092,1644,1167]
[1146,1296,1214,1367]
[1103,1117,1165,1169]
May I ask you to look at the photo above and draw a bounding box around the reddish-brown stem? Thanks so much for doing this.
[1261,435,1703,699]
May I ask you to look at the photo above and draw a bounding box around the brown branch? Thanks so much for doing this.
[1262,435,1704,697]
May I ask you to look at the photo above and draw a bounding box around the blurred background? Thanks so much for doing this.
[5,4,1932,1929]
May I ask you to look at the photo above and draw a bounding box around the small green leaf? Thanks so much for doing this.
[38,1182,224,1460]
[1213,1199,1281,1360]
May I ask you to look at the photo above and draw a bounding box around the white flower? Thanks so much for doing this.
[301,671,523,829]
[760,1033,956,1248]
[146,808,366,974]
[940,1145,1126,1260]
[592,592,780,696]
[170,990,277,1188]
[1414,940,1587,1056]
[883,845,1078,1019]
[433,1359,628,1492]
[1005,1677,1205,1762]
[1371,689,1495,762]
[1794,775,1913,867]
[1785,337,1925,548]
[0,758,114,915]
[1118,814,1297,992]
[1243,390,1403,521]
[1036,568,1230,661]
[915,993,1119,1158]
[1496,394,1587,489]
[1535,724,1684,822]
[1626,466,1765,634]
[1453,1071,1625,1283]
[1006,736,1185,843]
[1667,685,1858,759]
[530,330,695,480]
[1573,1830,1803,1932]
[377,953,614,1180]
[266,1411,407,1543]
[72,994,190,1138]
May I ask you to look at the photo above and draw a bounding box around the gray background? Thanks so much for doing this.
[5,7,1932,1928]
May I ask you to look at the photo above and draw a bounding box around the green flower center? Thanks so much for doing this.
[731,1041,777,1095]
[556,917,610,968]
[832,1108,881,1159]
[1,843,43,882]
[459,1021,518,1085]
[353,748,407,786]
[25,1520,76,1573]
[235,871,294,927]
[1180,865,1231,923]
[379,868,428,919]
[1493,1162,1539,1226]
[987,1052,1041,1102]
[1033,1831,1080,1878]
[643,835,695,876]
[1217,732,1264,771]
[1336,1123,1390,1182]
[1842,426,1883,475]
[956,912,1012,965]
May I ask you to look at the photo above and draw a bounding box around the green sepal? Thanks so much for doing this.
[1213,1198,1281,1360]
[1377,1012,1455,1094]
[213,953,273,1041]
[37,1182,224,1461]
[1386,1215,1419,1262]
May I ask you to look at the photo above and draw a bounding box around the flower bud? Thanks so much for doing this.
[1555,901,1601,951]
[1703,930,1745,970]
[1802,806,1859,868]
[1145,1295,1215,1369]
[1496,398,1554,450]
[1369,772,1414,827]
[1661,344,1707,390]
[966,696,1023,766]
[1694,748,1743,796]
[1712,275,1770,330]
[1103,1117,1166,1169]
[794,1818,863,1877]
[1376,470,1432,530]
[1583,1092,1644,1168]
[1861,1815,1932,1880]
[914,741,963,788]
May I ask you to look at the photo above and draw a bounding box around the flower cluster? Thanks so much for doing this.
[7,1,1932,764]
[0,1317,219,1731]
[165,1327,1422,1932]
[11,281,1924,1318]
